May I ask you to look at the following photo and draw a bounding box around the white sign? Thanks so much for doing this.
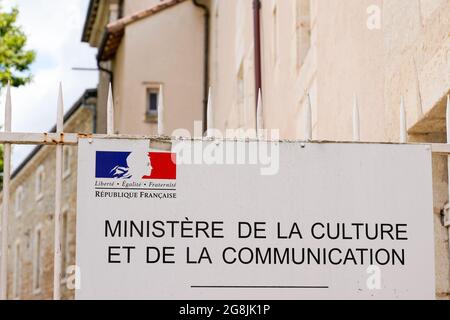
[75,138,435,299]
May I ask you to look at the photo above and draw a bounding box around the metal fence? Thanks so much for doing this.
[0,82,449,299]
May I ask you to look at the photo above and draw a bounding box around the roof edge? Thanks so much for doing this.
[98,0,188,61]
[107,0,188,33]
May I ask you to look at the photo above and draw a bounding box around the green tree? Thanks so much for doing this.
[0,5,35,87]
[0,4,33,186]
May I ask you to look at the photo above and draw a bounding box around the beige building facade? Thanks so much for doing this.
[210,0,449,143]
[81,0,450,142]
[83,0,206,135]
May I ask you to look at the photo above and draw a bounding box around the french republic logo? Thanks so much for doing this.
[95,151,176,180]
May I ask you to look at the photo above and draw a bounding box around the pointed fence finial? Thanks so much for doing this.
[206,87,214,137]
[5,81,12,132]
[446,95,450,144]
[256,88,264,139]
[158,84,165,136]
[57,82,64,133]
[400,96,407,143]
[352,94,360,142]
[107,83,114,135]
[304,92,312,141]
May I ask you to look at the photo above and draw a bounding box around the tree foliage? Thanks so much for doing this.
[0,5,35,87]
[0,3,34,185]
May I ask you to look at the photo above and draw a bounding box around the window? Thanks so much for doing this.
[145,86,160,122]
[15,186,24,217]
[13,241,21,299]
[295,0,311,69]
[35,165,45,201]
[63,147,71,179]
[61,210,69,279]
[33,227,42,292]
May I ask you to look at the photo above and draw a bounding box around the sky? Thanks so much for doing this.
[0,0,98,168]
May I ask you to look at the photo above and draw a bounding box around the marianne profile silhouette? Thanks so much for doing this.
[110,152,152,179]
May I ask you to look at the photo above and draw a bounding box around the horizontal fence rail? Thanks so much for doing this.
[0,82,449,300]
